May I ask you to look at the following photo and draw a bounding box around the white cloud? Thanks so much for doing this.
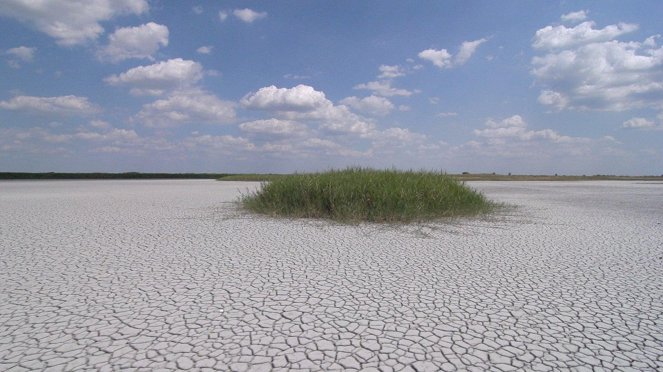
[532,21,638,50]
[0,95,100,115]
[233,8,267,23]
[561,10,588,23]
[284,73,311,80]
[371,127,427,145]
[105,58,204,96]
[418,48,452,69]
[11,126,139,146]
[447,116,626,172]
[532,17,663,112]
[185,134,255,153]
[437,112,458,117]
[378,65,406,79]
[97,22,169,62]
[240,119,307,136]
[6,46,35,62]
[241,85,377,137]
[622,117,655,128]
[313,105,376,136]
[455,38,487,65]
[537,90,570,110]
[90,119,111,129]
[0,0,148,46]
[218,11,228,22]
[134,90,236,127]
[353,80,414,97]
[196,45,213,55]
[72,128,139,142]
[474,115,584,143]
[301,138,365,157]
[233,85,438,162]
[340,95,395,116]
[193,6,203,15]
[419,38,487,69]
[484,115,527,128]
[241,85,328,111]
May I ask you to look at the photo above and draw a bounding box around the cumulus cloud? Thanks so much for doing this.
[419,38,487,69]
[537,90,570,110]
[0,0,148,46]
[184,134,255,154]
[313,105,376,136]
[6,46,35,62]
[0,95,100,115]
[241,85,328,111]
[447,115,625,170]
[300,138,365,157]
[561,10,588,23]
[5,46,36,67]
[242,85,378,137]
[218,11,228,22]
[105,58,204,96]
[234,84,437,161]
[474,115,584,143]
[353,80,414,97]
[54,128,139,143]
[134,90,235,127]
[532,21,638,50]
[418,48,452,69]
[233,8,267,23]
[196,46,213,55]
[378,65,406,79]
[532,16,663,112]
[370,127,427,145]
[239,119,307,136]
[90,119,111,129]
[622,117,655,129]
[455,38,488,65]
[97,22,169,62]
[2,126,140,153]
[339,95,395,116]
[437,112,458,117]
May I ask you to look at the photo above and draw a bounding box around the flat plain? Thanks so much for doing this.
[0,180,662,371]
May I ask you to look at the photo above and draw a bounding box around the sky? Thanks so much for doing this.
[1,0,662,175]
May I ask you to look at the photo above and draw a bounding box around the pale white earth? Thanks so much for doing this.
[0,180,662,371]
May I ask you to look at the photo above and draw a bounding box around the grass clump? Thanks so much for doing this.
[241,167,495,223]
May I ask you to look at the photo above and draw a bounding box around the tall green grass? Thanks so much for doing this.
[241,168,495,222]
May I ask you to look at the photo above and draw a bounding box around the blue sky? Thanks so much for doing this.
[1,0,662,175]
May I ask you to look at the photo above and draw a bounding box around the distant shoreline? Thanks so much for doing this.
[0,172,229,180]
[2,172,661,181]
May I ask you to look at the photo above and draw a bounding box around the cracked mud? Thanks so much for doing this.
[1,180,662,371]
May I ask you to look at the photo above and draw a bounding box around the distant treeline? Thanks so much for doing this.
[453,173,663,181]
[2,172,662,181]
[0,172,230,180]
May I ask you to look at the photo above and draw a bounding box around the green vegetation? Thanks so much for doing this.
[241,168,496,223]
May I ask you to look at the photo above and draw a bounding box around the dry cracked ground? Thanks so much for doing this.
[1,180,662,371]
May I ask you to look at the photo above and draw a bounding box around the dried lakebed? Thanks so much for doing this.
[1,180,662,371]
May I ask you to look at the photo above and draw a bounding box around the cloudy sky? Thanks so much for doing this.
[1,1,662,175]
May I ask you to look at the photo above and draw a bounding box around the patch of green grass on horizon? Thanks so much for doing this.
[240,167,496,223]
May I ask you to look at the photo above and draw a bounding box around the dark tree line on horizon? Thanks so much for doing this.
[0,172,230,180]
